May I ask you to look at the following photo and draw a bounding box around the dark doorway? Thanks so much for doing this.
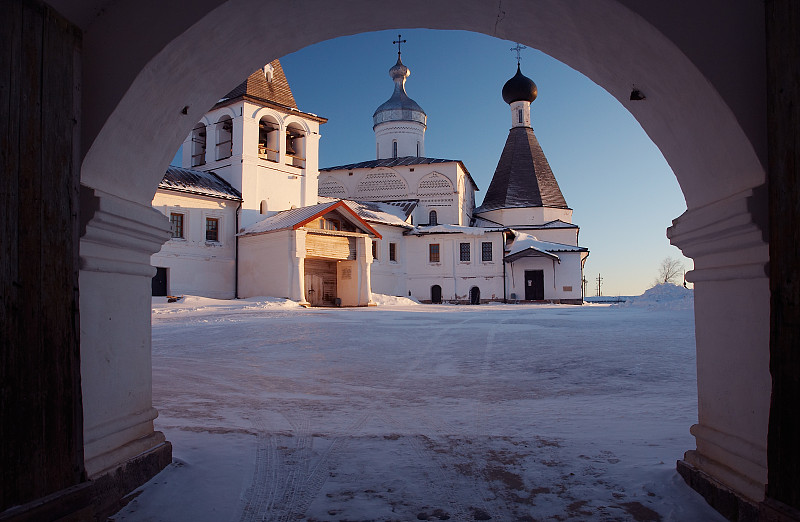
[524,270,544,300]
[470,286,480,305]
[431,285,442,304]
[152,267,168,296]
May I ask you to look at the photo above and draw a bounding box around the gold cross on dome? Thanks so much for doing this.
[510,43,527,65]
[393,34,407,55]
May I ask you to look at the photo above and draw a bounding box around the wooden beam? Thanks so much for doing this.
[766,0,800,515]
[0,0,84,511]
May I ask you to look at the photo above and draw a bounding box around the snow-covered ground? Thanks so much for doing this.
[113,292,722,521]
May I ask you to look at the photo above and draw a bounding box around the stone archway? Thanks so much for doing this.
[8,0,794,519]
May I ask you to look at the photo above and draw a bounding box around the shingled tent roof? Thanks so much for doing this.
[475,127,568,212]
[217,59,297,109]
[159,166,242,201]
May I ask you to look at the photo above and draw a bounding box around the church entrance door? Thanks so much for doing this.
[524,270,544,300]
[470,286,480,305]
[152,267,168,296]
[305,259,338,306]
[431,285,442,304]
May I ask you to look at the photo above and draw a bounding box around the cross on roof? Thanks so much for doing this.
[510,43,527,65]
[393,34,407,56]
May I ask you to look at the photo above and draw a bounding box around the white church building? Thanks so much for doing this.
[151,52,588,305]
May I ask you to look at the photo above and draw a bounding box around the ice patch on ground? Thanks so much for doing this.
[371,293,420,306]
[623,283,693,310]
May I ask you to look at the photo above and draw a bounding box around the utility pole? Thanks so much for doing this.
[581,275,587,299]
[596,274,603,297]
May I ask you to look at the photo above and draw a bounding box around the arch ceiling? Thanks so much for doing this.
[67,0,766,211]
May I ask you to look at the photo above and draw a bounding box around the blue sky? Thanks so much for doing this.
[174,29,691,296]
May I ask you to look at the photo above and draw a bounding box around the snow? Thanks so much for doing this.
[370,293,420,306]
[622,284,694,311]
[506,231,585,256]
[113,299,721,521]
[408,224,506,235]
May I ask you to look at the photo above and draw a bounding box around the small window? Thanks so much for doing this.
[205,217,219,242]
[460,242,470,262]
[416,142,420,157]
[389,242,397,262]
[392,141,398,158]
[429,243,440,263]
[482,241,493,262]
[429,210,438,225]
[372,240,378,261]
[170,213,184,239]
[324,219,340,231]
[518,108,523,124]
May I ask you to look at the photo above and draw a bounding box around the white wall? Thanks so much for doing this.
[374,120,425,159]
[238,230,294,299]
[405,232,505,302]
[506,252,585,301]
[369,224,409,296]
[151,191,238,298]
[476,206,573,228]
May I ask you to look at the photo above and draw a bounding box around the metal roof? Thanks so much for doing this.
[320,156,479,191]
[319,197,415,228]
[239,201,381,238]
[159,166,242,201]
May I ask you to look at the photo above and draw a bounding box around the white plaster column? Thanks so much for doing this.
[668,187,770,502]
[79,189,172,477]
[290,230,308,304]
[302,132,321,208]
[356,236,376,306]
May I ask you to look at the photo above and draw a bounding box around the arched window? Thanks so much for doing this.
[416,141,420,157]
[258,116,279,162]
[392,140,398,158]
[429,210,438,225]
[518,108,523,124]
[260,200,268,214]
[470,286,481,305]
[191,123,206,166]
[216,116,232,160]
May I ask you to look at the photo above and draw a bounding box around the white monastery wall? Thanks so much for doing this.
[368,224,408,297]
[151,191,238,298]
[506,253,584,301]
[238,230,295,299]
[477,207,573,228]
[405,233,505,302]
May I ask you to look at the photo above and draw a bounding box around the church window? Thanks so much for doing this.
[372,240,378,261]
[482,241,493,262]
[392,141,398,158]
[191,124,206,166]
[216,116,233,160]
[170,213,184,239]
[460,242,470,262]
[518,108,523,124]
[205,218,219,242]
[260,200,268,214]
[389,242,397,262]
[429,210,438,225]
[429,243,440,263]
[416,142,420,157]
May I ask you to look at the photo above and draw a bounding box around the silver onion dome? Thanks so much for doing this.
[373,55,427,128]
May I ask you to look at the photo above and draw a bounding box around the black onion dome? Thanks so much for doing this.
[502,65,538,104]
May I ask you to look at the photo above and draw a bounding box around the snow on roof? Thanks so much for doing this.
[407,224,506,236]
[319,197,415,228]
[521,220,578,229]
[159,166,243,201]
[239,202,339,236]
[239,201,381,238]
[504,231,587,262]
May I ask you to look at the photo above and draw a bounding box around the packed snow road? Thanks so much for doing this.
[112,297,723,521]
